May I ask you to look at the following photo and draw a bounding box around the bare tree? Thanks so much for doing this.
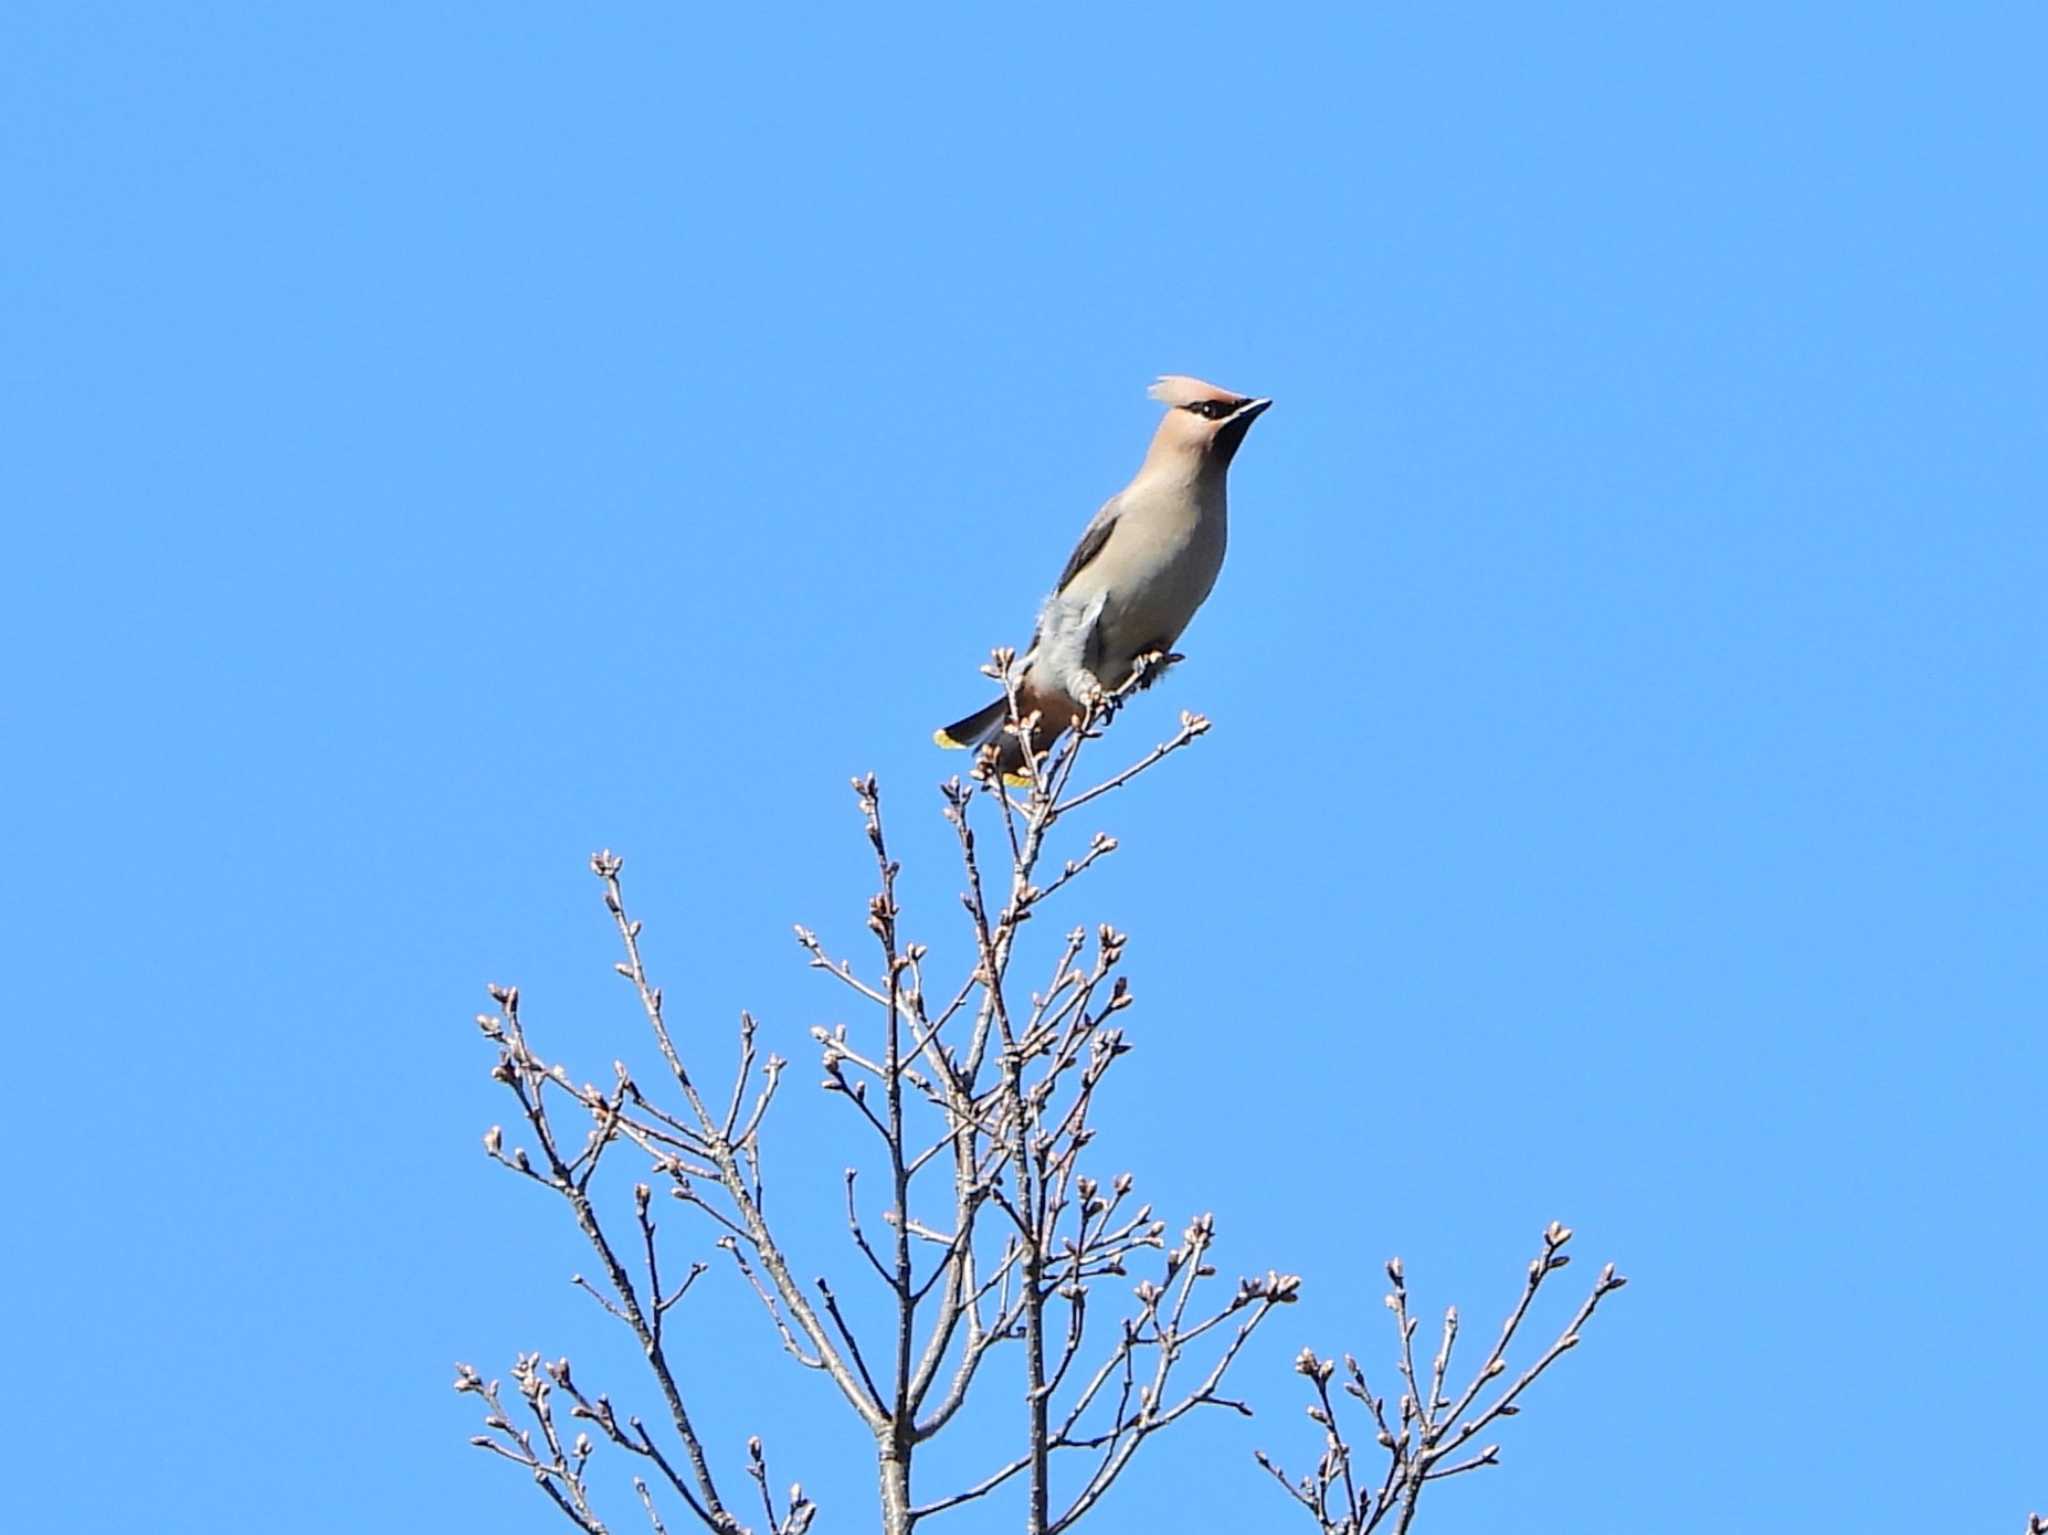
[1256,1223,1625,1533]
[456,653,1301,1534]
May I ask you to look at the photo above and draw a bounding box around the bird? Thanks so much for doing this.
[934,375,1270,779]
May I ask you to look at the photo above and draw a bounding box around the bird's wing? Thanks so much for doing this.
[1019,495,1121,666]
[1050,494,1121,596]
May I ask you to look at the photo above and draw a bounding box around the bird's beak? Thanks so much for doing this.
[1210,395,1271,466]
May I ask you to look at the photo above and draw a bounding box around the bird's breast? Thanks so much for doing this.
[1092,483,1227,664]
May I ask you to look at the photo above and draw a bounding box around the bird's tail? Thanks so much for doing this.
[933,697,1008,754]
[933,697,1051,783]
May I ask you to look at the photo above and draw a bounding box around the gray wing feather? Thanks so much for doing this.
[1051,495,1121,595]
[1021,496,1121,664]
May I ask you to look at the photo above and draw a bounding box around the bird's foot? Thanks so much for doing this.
[1126,649,1185,693]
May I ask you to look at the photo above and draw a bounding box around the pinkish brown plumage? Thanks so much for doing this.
[936,375,1271,778]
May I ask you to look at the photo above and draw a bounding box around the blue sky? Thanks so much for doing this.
[4,4,2042,1530]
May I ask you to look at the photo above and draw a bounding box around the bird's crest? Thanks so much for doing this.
[1149,375,1242,409]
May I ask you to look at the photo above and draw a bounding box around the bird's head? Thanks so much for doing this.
[1147,376,1272,468]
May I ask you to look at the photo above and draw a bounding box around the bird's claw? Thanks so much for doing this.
[1128,650,1185,691]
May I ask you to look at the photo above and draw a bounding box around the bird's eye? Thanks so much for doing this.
[1184,399,1233,420]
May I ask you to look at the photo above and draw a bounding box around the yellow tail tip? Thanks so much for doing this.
[933,728,967,750]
